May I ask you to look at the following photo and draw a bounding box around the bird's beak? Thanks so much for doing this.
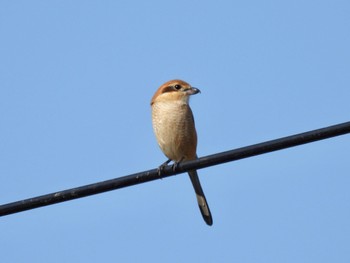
[186,87,201,95]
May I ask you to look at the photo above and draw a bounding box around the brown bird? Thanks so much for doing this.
[151,79,213,226]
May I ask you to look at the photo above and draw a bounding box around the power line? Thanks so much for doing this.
[1,121,349,217]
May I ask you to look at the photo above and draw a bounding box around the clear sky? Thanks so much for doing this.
[1,1,349,262]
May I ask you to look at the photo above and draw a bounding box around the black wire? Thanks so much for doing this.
[1,121,349,217]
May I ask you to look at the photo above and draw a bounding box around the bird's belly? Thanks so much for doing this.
[152,103,196,161]
[153,112,183,161]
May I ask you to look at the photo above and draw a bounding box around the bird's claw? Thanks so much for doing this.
[157,157,184,176]
[171,161,179,172]
[171,157,184,172]
[157,159,171,176]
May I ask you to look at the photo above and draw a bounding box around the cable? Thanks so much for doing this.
[1,121,349,217]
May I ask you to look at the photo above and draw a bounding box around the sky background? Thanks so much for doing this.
[1,1,350,262]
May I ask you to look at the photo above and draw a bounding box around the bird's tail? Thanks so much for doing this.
[188,170,213,226]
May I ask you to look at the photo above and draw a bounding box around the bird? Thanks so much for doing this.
[151,79,213,226]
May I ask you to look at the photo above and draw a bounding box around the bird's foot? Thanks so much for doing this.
[171,157,184,172]
[157,159,171,176]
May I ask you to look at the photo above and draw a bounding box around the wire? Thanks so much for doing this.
[1,121,349,217]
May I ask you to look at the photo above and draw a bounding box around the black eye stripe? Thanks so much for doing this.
[160,84,183,94]
[161,86,175,93]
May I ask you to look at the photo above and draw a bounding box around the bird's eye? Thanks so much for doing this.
[174,84,181,90]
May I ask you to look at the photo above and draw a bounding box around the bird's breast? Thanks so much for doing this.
[152,101,197,161]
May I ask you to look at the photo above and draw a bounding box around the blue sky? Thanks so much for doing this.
[1,1,349,262]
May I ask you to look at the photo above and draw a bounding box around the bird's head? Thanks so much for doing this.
[151,79,200,105]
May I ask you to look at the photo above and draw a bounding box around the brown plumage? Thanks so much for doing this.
[151,79,213,226]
